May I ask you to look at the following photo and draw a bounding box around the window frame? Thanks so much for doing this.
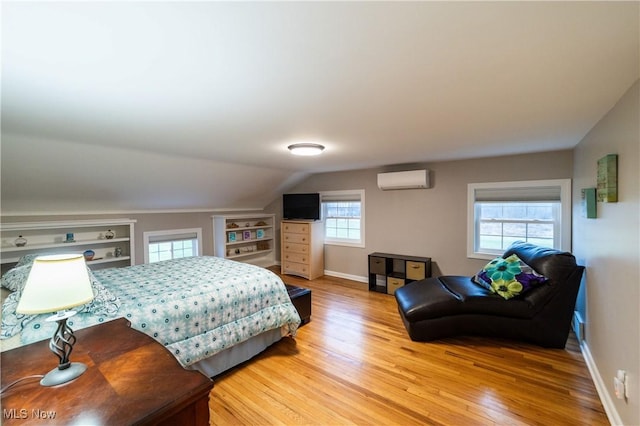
[321,189,365,248]
[467,179,571,260]
[143,228,203,264]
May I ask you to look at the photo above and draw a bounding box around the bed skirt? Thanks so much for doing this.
[188,327,286,378]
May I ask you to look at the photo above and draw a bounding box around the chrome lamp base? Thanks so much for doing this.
[41,362,87,387]
[41,310,87,387]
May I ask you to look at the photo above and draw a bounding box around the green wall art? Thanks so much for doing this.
[581,187,597,218]
[597,154,618,202]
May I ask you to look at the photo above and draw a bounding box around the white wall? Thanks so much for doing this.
[572,80,639,426]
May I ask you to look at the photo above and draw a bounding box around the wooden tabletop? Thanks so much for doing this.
[1,318,213,425]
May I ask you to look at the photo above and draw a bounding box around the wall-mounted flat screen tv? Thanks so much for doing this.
[283,193,321,221]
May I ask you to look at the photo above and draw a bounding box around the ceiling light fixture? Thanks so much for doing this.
[288,143,325,156]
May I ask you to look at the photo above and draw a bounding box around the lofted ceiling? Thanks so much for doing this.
[1,1,638,214]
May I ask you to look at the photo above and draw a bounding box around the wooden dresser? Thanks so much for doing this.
[1,318,213,425]
[281,220,324,280]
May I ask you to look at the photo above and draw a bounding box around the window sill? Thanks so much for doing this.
[324,240,365,249]
[467,251,503,260]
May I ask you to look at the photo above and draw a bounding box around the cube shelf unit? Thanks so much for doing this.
[368,252,431,295]
[0,219,136,270]
[212,214,276,267]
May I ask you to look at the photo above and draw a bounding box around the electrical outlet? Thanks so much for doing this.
[572,311,584,342]
[614,370,627,400]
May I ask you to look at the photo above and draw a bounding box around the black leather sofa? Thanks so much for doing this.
[394,241,584,348]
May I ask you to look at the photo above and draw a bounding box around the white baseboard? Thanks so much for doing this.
[273,264,368,285]
[323,269,368,284]
[580,340,623,426]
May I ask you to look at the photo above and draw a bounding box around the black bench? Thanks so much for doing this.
[285,284,312,325]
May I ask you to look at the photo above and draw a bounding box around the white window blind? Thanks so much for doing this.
[147,231,199,243]
[473,186,562,202]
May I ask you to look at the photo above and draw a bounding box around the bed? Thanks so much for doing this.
[0,255,301,377]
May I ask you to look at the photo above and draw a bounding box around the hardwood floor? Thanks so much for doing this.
[209,271,608,425]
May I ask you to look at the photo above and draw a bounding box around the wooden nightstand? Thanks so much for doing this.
[1,318,213,425]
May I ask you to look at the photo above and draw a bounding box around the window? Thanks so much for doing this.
[143,228,202,263]
[321,189,365,247]
[467,179,571,259]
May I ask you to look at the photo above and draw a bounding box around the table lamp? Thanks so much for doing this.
[16,254,95,387]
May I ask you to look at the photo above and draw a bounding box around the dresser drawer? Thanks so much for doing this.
[282,222,309,234]
[282,251,308,265]
[283,261,310,276]
[283,242,308,255]
[369,256,388,275]
[283,232,310,244]
[406,261,426,280]
[387,277,404,295]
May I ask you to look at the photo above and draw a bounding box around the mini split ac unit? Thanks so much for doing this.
[377,169,430,190]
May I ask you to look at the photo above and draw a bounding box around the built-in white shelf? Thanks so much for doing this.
[212,214,275,267]
[1,219,136,270]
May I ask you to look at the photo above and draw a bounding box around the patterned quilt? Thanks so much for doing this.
[1,256,301,368]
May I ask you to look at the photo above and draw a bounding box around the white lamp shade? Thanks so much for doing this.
[16,254,94,314]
